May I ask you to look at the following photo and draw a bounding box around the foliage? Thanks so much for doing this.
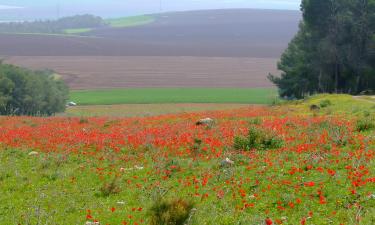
[319,99,332,108]
[99,177,121,197]
[0,63,69,116]
[234,126,284,150]
[269,0,375,98]
[356,116,375,132]
[0,14,106,34]
[149,198,194,225]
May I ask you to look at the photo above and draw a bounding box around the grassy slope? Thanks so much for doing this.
[70,88,278,105]
[284,94,375,116]
[1,95,374,224]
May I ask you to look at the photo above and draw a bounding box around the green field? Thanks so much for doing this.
[64,28,93,34]
[69,88,278,105]
[106,15,155,28]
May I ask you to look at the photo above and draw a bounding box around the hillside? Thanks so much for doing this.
[1,9,300,90]
[0,9,300,57]
[1,95,374,224]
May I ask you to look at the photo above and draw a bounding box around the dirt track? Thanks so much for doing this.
[7,56,278,89]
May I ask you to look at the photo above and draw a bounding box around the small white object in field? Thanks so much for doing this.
[28,151,39,156]
[221,157,234,167]
[134,165,144,170]
[67,101,77,106]
[196,118,214,126]
[117,201,126,205]
[85,222,100,225]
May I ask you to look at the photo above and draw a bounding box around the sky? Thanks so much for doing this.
[0,0,301,21]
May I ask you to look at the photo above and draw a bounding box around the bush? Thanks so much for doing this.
[0,63,69,116]
[356,117,375,132]
[234,126,284,151]
[149,198,194,225]
[319,99,332,108]
[98,177,121,197]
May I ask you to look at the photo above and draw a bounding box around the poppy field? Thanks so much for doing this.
[0,95,374,225]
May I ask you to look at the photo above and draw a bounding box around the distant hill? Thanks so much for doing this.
[0,14,107,34]
[0,9,301,58]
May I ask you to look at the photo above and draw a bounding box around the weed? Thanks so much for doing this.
[356,117,375,132]
[79,117,89,124]
[234,126,284,151]
[319,99,332,108]
[149,198,194,225]
[98,177,121,197]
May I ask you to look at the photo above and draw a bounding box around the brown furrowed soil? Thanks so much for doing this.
[7,56,278,89]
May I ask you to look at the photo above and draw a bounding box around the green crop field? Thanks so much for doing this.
[64,28,93,34]
[69,88,278,105]
[106,15,155,28]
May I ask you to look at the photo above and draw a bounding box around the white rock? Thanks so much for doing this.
[134,165,144,170]
[221,157,234,167]
[85,222,100,225]
[28,151,39,156]
[196,118,214,126]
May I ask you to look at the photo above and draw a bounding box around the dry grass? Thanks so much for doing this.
[60,103,250,117]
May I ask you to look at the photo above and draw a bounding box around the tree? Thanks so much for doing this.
[270,0,375,98]
[0,63,69,116]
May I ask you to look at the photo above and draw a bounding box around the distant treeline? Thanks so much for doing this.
[0,14,107,34]
[0,62,69,116]
[269,0,375,98]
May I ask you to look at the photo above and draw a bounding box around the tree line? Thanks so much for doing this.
[0,62,69,116]
[0,14,107,34]
[269,0,375,99]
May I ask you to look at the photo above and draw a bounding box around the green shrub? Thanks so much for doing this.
[149,198,194,225]
[98,177,120,197]
[356,117,375,132]
[248,117,262,125]
[234,126,284,151]
[319,99,332,108]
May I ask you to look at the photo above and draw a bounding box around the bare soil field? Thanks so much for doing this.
[0,9,299,89]
[6,56,277,89]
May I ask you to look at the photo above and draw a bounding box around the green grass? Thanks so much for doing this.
[61,103,250,117]
[69,88,278,105]
[106,15,155,28]
[64,28,92,34]
[285,94,375,116]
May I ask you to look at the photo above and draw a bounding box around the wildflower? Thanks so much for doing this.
[265,218,273,225]
[304,182,315,187]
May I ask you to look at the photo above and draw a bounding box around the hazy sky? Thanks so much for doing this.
[0,0,301,21]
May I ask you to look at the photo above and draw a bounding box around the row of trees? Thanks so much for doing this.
[0,62,69,116]
[269,0,375,98]
[0,14,107,34]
